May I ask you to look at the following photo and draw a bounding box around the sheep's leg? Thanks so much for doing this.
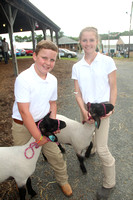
[77,154,87,174]
[26,177,37,198]
[85,142,93,158]
[58,143,66,153]
[42,152,47,161]
[18,186,26,200]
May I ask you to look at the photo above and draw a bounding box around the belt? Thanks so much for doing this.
[13,118,39,126]
[13,118,23,125]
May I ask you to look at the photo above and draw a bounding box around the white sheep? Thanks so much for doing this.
[0,137,41,200]
[56,114,94,174]
[0,113,66,200]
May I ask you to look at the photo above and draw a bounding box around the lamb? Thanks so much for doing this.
[55,103,114,174]
[56,114,94,174]
[0,113,66,200]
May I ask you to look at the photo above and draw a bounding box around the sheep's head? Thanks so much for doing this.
[87,103,114,128]
[38,112,66,142]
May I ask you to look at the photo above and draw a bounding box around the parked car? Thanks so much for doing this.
[16,49,26,56]
[25,49,33,56]
[59,48,77,58]
[8,50,12,57]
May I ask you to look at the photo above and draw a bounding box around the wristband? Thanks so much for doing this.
[36,135,43,144]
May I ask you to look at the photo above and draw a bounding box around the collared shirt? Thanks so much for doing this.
[12,64,57,121]
[72,52,117,104]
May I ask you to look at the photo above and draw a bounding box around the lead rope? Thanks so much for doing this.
[82,102,92,124]
[24,119,43,159]
[24,118,61,159]
[24,142,39,159]
[102,103,106,116]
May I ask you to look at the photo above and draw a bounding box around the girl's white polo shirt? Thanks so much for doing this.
[72,53,117,104]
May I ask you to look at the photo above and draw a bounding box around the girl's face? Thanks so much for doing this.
[33,48,57,79]
[80,31,98,55]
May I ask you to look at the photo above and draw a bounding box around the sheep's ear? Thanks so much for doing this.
[44,112,51,123]
[47,111,51,118]
[60,120,66,129]
[105,104,114,114]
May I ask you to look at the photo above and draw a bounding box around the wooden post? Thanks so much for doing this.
[50,29,53,42]
[42,27,47,40]
[1,3,18,76]
[55,31,59,46]
[29,18,36,51]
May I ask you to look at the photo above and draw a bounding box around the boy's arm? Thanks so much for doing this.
[17,102,48,145]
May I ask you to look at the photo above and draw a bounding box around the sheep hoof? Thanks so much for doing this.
[31,190,37,198]
[42,153,48,161]
[80,165,87,174]
[58,144,66,153]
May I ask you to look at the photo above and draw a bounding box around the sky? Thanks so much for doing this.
[0,0,133,41]
[29,0,133,36]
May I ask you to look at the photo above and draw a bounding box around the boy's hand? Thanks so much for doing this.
[37,136,49,146]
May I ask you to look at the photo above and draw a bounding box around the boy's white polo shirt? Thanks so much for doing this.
[12,64,57,122]
[72,52,117,104]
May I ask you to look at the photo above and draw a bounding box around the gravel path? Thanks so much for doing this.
[32,59,133,200]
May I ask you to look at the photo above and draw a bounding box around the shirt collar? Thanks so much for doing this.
[82,52,101,66]
[32,64,50,83]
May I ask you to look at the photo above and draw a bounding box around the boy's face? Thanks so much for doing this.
[33,48,57,79]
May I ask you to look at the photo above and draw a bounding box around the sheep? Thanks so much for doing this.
[0,113,66,200]
[56,114,94,174]
[39,103,114,175]
[55,103,114,174]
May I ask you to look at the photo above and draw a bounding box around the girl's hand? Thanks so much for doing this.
[53,129,61,134]
[87,112,95,124]
[82,110,95,124]
[101,110,114,119]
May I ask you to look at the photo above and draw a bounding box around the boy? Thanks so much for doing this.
[12,40,72,197]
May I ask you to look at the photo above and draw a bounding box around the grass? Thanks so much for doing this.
[11,56,78,61]
[113,57,133,61]
[16,56,33,59]
[60,57,78,61]
[10,55,133,62]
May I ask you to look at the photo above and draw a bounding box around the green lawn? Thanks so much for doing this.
[10,55,133,62]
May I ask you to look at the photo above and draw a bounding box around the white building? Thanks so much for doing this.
[102,39,118,54]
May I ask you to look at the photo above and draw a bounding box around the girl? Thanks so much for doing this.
[72,27,117,199]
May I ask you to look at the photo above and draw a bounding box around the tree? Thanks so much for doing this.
[58,31,64,38]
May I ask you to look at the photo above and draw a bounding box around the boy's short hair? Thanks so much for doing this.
[35,40,58,55]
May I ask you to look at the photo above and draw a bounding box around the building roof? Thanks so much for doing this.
[0,0,60,34]
[102,39,118,45]
[117,36,133,44]
[59,36,78,45]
